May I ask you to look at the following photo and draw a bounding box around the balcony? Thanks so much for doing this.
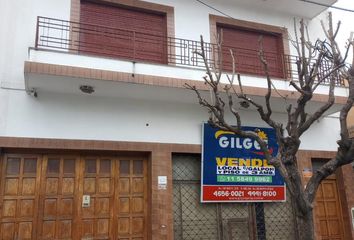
[33,17,343,85]
[25,16,347,115]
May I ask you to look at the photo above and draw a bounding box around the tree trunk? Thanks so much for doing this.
[295,206,315,240]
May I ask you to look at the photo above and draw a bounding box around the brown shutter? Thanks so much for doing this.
[218,25,284,78]
[79,1,167,64]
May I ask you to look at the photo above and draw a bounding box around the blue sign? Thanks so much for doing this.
[201,123,286,202]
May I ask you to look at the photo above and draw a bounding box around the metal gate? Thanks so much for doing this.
[172,154,297,240]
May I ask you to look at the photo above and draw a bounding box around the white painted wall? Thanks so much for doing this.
[0,90,341,151]
[150,0,296,42]
[0,0,353,151]
[0,0,71,88]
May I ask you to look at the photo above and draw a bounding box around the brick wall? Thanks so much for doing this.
[347,108,354,127]
[341,159,354,238]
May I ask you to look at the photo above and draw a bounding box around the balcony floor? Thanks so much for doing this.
[25,49,348,116]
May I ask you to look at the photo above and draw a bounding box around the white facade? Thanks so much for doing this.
[0,0,352,151]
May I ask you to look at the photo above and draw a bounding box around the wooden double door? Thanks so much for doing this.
[0,154,148,240]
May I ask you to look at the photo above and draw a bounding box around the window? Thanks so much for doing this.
[210,15,288,79]
[78,0,168,63]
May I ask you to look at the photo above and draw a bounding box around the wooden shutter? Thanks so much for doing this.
[80,1,167,64]
[218,25,284,78]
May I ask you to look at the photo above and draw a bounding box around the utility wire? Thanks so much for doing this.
[299,0,354,13]
[193,0,351,44]
[196,0,354,17]
[195,0,234,18]
[193,0,293,41]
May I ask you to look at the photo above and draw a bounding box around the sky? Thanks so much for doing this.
[331,0,354,34]
[324,0,354,64]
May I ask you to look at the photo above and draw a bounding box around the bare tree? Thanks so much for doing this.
[186,13,354,240]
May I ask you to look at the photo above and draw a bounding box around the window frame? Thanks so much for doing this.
[209,14,290,79]
[69,0,175,64]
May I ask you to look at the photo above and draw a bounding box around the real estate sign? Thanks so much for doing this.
[201,123,286,202]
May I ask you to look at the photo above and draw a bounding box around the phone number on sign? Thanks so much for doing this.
[213,190,277,197]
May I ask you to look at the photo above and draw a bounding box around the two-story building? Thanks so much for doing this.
[0,0,353,239]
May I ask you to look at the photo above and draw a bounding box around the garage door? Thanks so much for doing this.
[79,1,168,63]
[0,155,41,239]
[0,154,148,240]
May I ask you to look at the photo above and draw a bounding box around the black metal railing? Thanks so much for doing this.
[35,16,344,86]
